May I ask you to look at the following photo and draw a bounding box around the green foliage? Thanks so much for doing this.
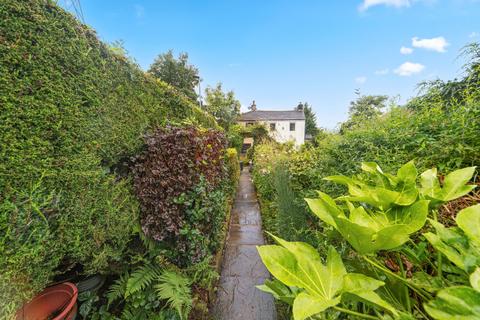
[424,205,480,273]
[155,270,192,320]
[225,148,240,195]
[297,102,319,137]
[306,162,475,254]
[226,124,244,153]
[105,263,192,320]
[425,286,480,320]
[148,50,200,101]
[0,1,218,316]
[204,83,241,130]
[257,235,397,320]
[273,162,307,240]
[340,94,389,133]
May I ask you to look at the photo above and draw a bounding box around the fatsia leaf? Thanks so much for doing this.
[440,167,476,202]
[257,245,305,288]
[305,192,343,228]
[424,286,480,320]
[456,204,480,247]
[256,279,297,305]
[397,161,418,185]
[424,219,480,272]
[470,268,480,292]
[342,273,397,315]
[420,168,441,199]
[385,200,429,233]
[292,292,340,320]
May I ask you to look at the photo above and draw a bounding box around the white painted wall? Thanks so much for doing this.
[240,120,305,146]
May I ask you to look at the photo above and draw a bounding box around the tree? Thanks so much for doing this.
[148,50,199,101]
[296,102,319,137]
[340,93,388,133]
[204,83,241,130]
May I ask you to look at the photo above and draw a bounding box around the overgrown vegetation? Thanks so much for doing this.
[0,1,236,319]
[253,43,480,319]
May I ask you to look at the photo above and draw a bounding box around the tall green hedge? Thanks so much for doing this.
[0,0,217,316]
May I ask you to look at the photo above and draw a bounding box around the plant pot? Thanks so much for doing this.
[75,275,105,294]
[16,282,78,320]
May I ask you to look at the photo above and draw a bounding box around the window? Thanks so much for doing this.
[270,123,276,131]
[289,122,296,131]
[246,122,254,127]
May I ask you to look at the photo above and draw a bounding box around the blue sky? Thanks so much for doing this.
[62,0,479,129]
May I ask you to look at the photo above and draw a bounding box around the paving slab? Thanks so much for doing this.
[213,168,276,320]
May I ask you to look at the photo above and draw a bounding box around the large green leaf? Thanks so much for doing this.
[456,204,480,247]
[470,268,480,292]
[257,245,308,289]
[420,168,441,199]
[258,237,396,319]
[440,167,477,202]
[420,167,476,203]
[307,193,428,254]
[424,286,480,319]
[424,218,480,273]
[293,292,341,320]
[256,279,298,305]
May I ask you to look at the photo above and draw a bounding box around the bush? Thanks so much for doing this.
[225,148,240,194]
[0,1,217,316]
[131,127,227,265]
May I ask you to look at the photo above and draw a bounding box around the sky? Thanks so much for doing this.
[61,0,480,129]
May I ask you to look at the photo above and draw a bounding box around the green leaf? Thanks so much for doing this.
[126,264,161,297]
[292,292,340,320]
[440,167,476,202]
[305,192,343,228]
[256,279,297,305]
[424,286,480,320]
[420,168,441,199]
[257,245,304,288]
[470,268,480,292]
[456,204,480,247]
[397,160,418,185]
[386,200,429,233]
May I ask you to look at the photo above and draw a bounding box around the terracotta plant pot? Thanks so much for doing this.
[16,282,78,320]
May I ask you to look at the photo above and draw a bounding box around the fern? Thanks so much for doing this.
[106,272,129,306]
[155,270,192,320]
[126,263,163,297]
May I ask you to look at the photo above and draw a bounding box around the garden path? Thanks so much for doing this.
[212,167,276,320]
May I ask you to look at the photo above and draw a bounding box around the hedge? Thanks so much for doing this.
[0,0,217,316]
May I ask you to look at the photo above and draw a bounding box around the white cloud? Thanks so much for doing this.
[355,76,367,84]
[469,32,479,38]
[375,68,389,75]
[412,36,449,52]
[394,62,425,76]
[400,46,413,54]
[359,0,410,11]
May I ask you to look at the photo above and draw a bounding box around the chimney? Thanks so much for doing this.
[296,102,304,112]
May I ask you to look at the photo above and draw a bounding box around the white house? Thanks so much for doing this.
[238,102,306,148]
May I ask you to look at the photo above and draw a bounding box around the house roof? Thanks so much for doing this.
[238,110,305,121]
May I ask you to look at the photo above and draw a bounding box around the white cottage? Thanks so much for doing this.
[238,102,306,148]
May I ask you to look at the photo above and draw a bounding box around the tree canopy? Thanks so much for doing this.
[148,50,199,101]
[340,93,388,133]
[204,83,241,129]
[297,102,319,137]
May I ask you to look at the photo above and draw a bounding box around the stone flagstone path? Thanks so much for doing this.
[212,167,276,320]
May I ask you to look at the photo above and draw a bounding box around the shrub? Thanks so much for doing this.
[131,126,227,265]
[0,1,217,316]
[273,162,307,241]
[225,148,240,194]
